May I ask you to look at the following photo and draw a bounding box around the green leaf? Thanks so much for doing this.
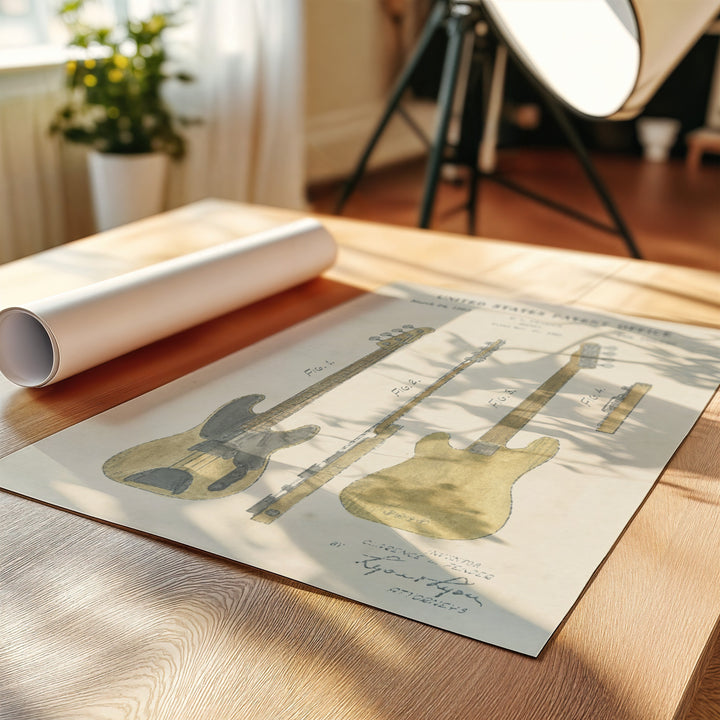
[51,1,197,159]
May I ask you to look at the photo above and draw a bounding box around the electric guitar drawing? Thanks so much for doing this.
[103,326,433,499]
[249,339,505,523]
[339,343,600,540]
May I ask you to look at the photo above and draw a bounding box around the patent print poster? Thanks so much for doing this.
[1,286,718,656]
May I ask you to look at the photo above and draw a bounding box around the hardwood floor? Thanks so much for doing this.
[309,148,720,272]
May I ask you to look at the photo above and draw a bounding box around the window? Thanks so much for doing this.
[0,0,54,48]
[0,1,140,68]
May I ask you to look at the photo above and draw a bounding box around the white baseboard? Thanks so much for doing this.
[305,98,438,185]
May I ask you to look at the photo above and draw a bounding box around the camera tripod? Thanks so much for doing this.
[334,0,642,259]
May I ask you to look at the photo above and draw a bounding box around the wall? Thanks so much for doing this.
[304,0,435,184]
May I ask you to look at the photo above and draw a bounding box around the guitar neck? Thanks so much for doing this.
[249,339,505,523]
[377,339,504,433]
[472,348,591,451]
[252,329,431,429]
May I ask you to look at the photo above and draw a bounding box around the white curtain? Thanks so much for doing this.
[0,0,306,263]
[168,0,306,211]
[0,66,74,264]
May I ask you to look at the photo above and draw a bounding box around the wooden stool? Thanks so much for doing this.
[686,127,720,170]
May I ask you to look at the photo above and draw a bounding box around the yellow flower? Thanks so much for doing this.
[66,60,77,73]
[83,75,98,87]
[84,59,96,70]
[108,68,124,83]
[147,16,165,33]
[113,55,129,69]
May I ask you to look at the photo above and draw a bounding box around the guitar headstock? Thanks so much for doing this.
[467,338,505,362]
[370,325,434,349]
[569,342,601,370]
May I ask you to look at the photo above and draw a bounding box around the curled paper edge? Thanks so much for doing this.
[0,218,337,388]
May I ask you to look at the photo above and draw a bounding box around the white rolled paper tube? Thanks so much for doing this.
[0,218,337,387]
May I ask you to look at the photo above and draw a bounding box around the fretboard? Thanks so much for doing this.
[470,343,599,451]
[376,339,504,433]
[249,327,433,430]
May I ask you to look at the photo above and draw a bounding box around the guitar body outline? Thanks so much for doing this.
[103,394,320,499]
[340,343,599,540]
[340,432,559,540]
[102,326,434,500]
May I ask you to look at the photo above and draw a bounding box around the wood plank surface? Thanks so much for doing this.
[0,199,719,720]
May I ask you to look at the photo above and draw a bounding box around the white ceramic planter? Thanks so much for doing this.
[636,117,681,163]
[87,151,169,231]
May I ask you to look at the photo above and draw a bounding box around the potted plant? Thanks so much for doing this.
[50,0,193,231]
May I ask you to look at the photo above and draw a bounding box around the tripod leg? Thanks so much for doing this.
[478,43,507,174]
[540,90,643,259]
[467,155,480,235]
[465,34,500,235]
[334,0,448,214]
[419,9,474,228]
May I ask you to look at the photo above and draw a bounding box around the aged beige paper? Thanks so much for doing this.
[0,286,718,656]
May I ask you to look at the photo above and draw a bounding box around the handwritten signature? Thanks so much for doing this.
[357,554,484,607]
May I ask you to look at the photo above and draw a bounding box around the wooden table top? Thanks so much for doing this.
[1,199,719,720]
